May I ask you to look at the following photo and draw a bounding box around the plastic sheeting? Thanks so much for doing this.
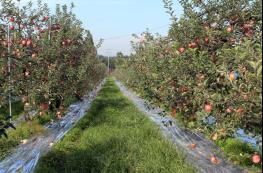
[115,80,244,173]
[0,80,105,173]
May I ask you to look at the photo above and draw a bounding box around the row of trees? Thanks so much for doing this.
[117,0,262,139]
[0,0,106,137]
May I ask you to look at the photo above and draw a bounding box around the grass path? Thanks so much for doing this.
[35,78,195,173]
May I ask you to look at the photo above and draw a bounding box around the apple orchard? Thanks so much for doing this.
[0,0,106,135]
[0,0,262,170]
[116,0,262,141]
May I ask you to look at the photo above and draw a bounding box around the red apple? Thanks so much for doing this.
[171,108,176,117]
[9,17,15,22]
[178,47,185,54]
[24,71,30,77]
[252,154,261,164]
[242,23,252,30]
[236,107,245,114]
[21,40,27,46]
[10,25,15,30]
[19,24,25,29]
[189,42,197,49]
[40,29,46,33]
[31,53,37,59]
[245,30,253,38]
[43,16,49,21]
[194,37,200,44]
[192,43,197,49]
[227,26,233,33]
[67,39,71,44]
[40,103,49,111]
[226,108,233,113]
[35,26,40,30]
[26,40,32,47]
[205,104,213,113]
[211,155,220,164]
[204,37,210,44]
[190,143,197,149]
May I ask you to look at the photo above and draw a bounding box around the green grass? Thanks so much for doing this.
[35,78,196,173]
[216,138,262,173]
[0,120,44,160]
[0,92,90,160]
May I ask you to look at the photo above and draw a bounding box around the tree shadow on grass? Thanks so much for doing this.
[79,96,130,128]
[75,83,130,130]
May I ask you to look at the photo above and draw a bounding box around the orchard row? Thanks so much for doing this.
[118,0,262,139]
[0,0,106,134]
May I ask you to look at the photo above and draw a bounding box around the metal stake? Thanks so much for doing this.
[108,55,110,75]
[48,17,52,41]
[7,23,12,122]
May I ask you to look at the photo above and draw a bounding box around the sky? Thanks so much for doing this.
[16,0,184,56]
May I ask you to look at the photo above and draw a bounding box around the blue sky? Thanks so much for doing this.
[20,0,183,56]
